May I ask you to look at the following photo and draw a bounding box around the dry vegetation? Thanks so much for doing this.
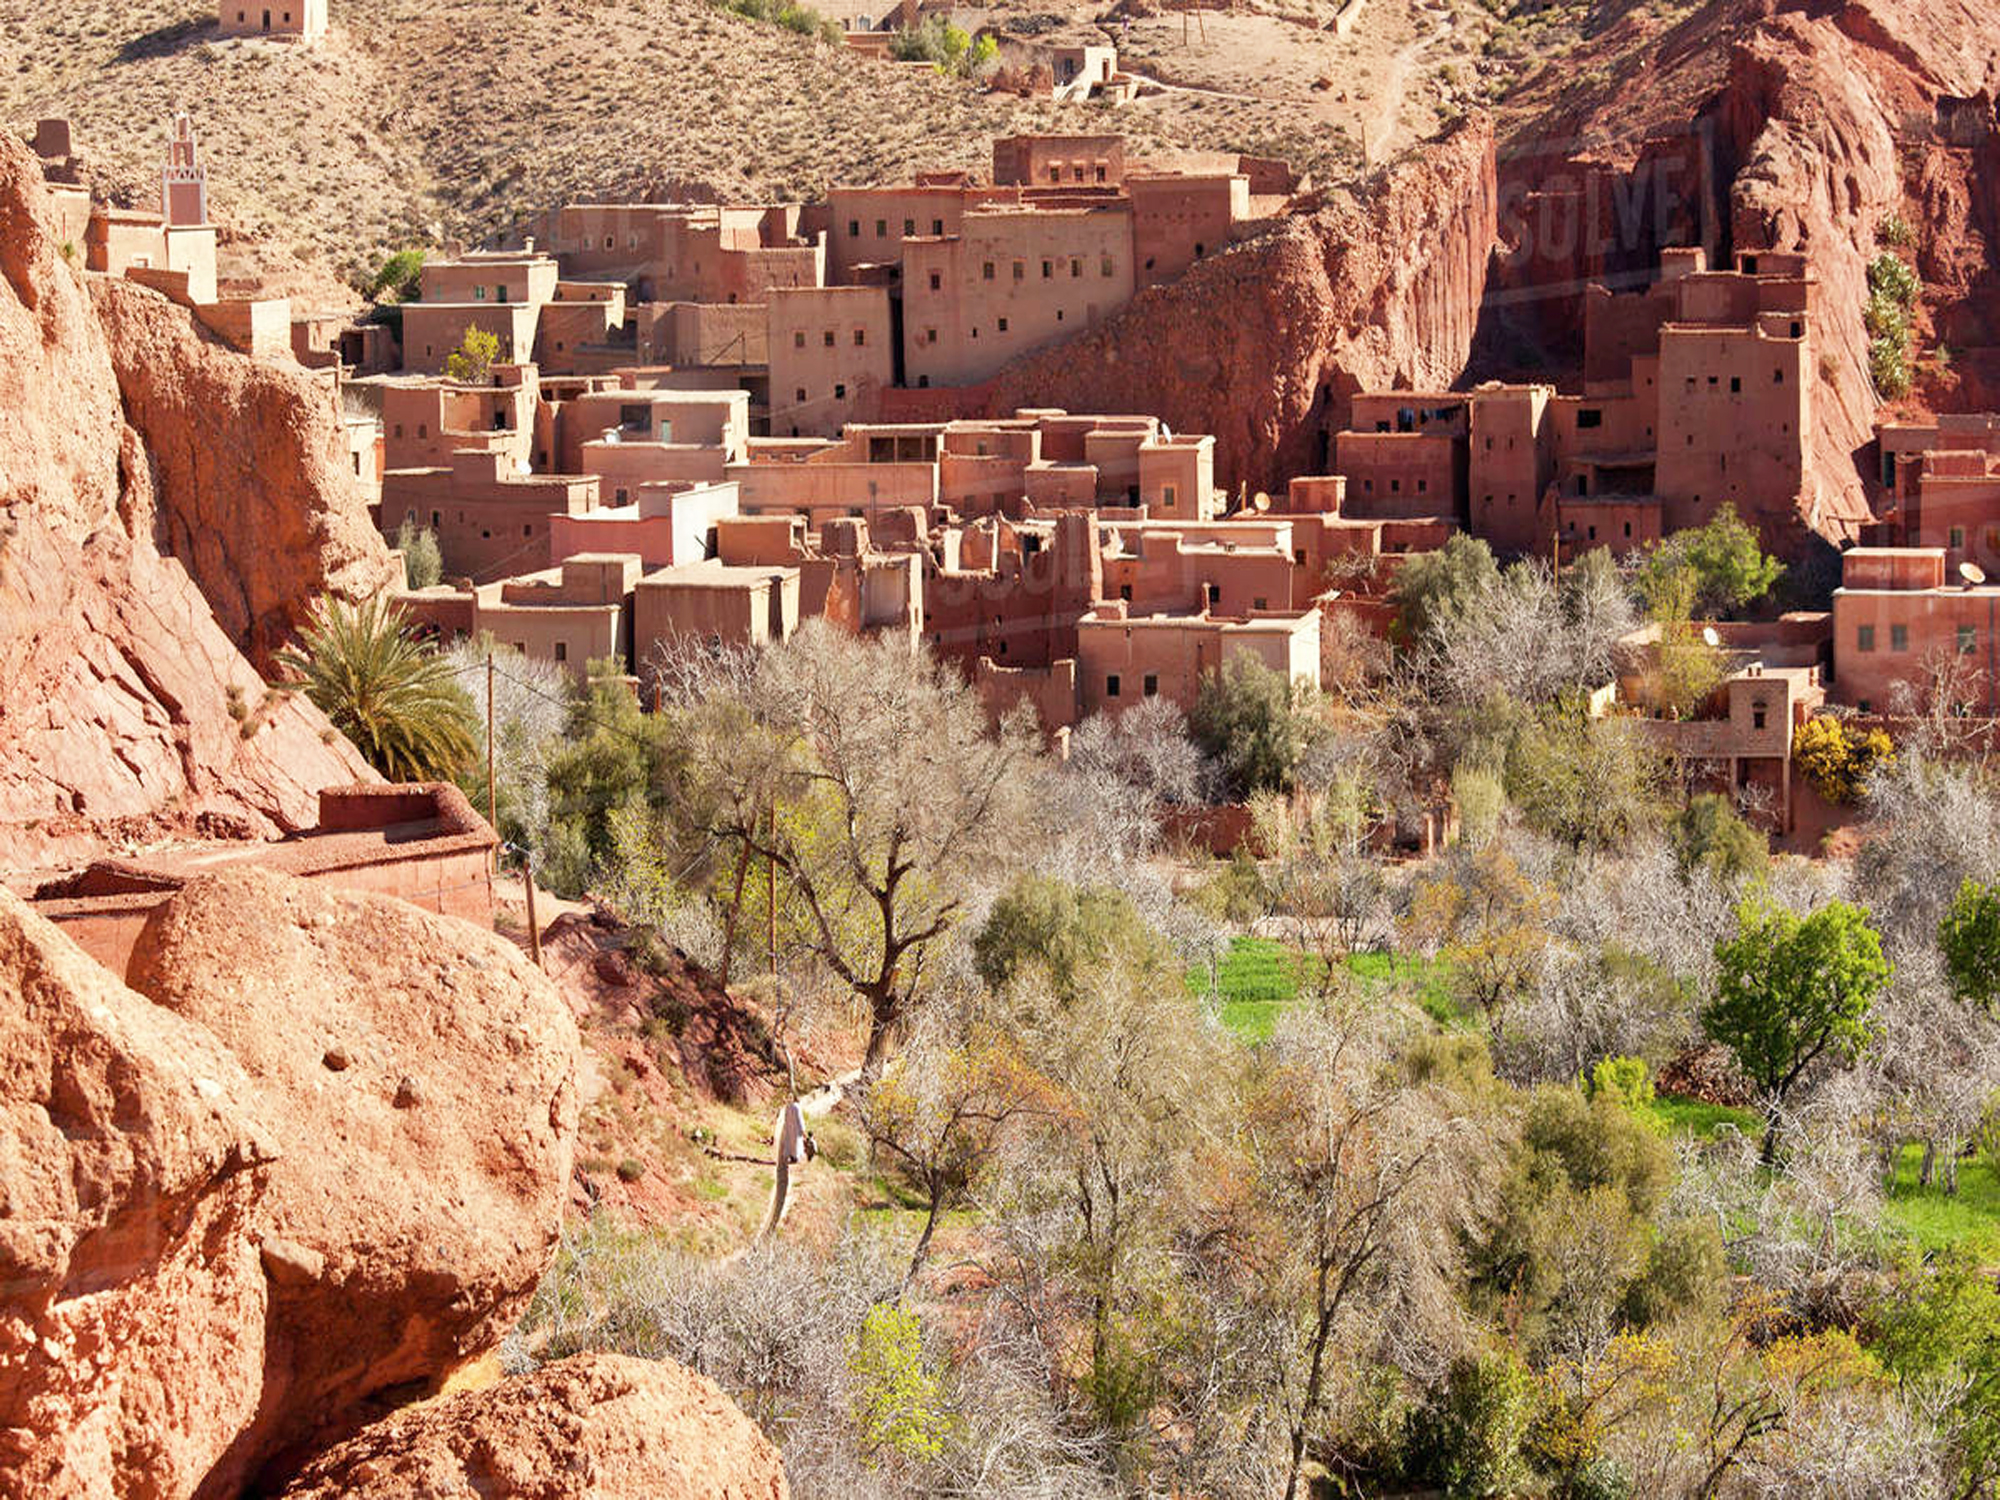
[1,0,1383,306]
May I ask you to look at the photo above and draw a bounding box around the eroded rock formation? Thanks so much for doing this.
[0,869,579,1498]
[979,120,1501,496]
[1486,0,2000,544]
[0,132,394,868]
[275,1353,790,1500]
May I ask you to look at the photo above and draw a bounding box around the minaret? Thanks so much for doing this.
[161,114,208,228]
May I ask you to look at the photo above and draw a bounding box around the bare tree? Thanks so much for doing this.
[679,622,1040,1070]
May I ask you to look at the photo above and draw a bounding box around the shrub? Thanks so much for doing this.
[850,1304,954,1460]
[445,325,500,384]
[1404,1349,1534,1499]
[1189,654,1321,798]
[1877,213,1915,250]
[1584,1054,1655,1113]
[361,246,425,303]
[1794,714,1894,803]
[1669,792,1768,880]
[393,518,443,589]
[1864,252,1920,398]
[615,1157,645,1182]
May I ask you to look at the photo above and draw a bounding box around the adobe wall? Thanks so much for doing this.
[768,286,895,437]
[1335,431,1459,519]
[902,207,1135,388]
[1127,174,1245,289]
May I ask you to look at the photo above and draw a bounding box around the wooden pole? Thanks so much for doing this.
[485,654,497,841]
[522,852,544,970]
[767,799,778,981]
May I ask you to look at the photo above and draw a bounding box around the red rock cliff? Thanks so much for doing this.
[977,120,1501,496]
[0,133,394,868]
[1486,0,2000,547]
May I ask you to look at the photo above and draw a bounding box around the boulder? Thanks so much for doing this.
[275,1354,789,1500]
[122,867,580,1492]
[0,886,273,1499]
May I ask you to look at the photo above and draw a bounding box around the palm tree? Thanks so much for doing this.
[279,596,478,782]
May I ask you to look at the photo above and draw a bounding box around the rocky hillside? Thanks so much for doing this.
[0,133,397,869]
[0,0,1363,307]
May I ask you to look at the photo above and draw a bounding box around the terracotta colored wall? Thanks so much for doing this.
[768,286,895,437]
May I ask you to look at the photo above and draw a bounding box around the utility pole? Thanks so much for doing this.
[485,655,497,835]
[522,851,544,970]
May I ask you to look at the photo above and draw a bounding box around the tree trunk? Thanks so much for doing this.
[906,1184,944,1287]
[1920,1139,1937,1187]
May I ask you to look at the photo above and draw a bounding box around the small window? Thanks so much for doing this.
[1857,624,1876,653]
[982,261,995,280]
[1163,484,1177,507]
[1730,376,1742,393]
[1960,626,1978,655]
[931,219,943,235]
[1206,583,1220,605]
[928,272,941,291]
[1752,706,1766,730]
[1101,256,1115,277]
[1775,367,1786,383]
[824,330,836,347]
[1577,409,1603,429]
[474,285,487,300]
[998,317,1009,332]
[1106,674,1121,698]
[853,328,866,346]
[902,218,915,235]
[925,328,937,345]
[1071,258,1082,277]
[1143,674,1158,697]
[1950,526,1966,549]
[1253,597,1267,610]
[874,219,887,237]
[1042,260,1053,278]
[1012,261,1025,281]
[554,642,567,662]
[793,330,806,348]
[795,387,806,402]
[847,220,860,237]
[834,383,846,399]
[1891,624,1908,652]
[1119,583,1133,601]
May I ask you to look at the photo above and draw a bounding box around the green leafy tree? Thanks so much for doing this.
[1870,1252,2000,1495]
[444,324,500,384]
[1390,532,1501,645]
[1502,697,1666,852]
[1669,793,1768,882]
[1635,503,1784,621]
[1940,877,2000,1010]
[393,517,443,589]
[1189,653,1320,799]
[1702,900,1890,1160]
[278,595,477,782]
[1404,1349,1535,1499]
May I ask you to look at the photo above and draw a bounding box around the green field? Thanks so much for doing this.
[1884,1148,2000,1260]
[1647,1094,1759,1139]
[1191,936,1463,1041]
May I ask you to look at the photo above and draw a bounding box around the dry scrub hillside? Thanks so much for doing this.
[4,0,1364,307]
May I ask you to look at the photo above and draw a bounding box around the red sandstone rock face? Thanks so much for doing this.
[90,278,395,670]
[274,1353,790,1500]
[121,867,580,1494]
[1489,0,2000,547]
[0,887,272,1500]
[980,121,1501,497]
[0,132,393,868]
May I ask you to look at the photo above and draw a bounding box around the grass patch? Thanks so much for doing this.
[1192,937,1464,1040]
[1648,1094,1759,1140]
[1883,1148,2000,1260]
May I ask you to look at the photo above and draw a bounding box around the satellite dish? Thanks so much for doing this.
[1251,491,1271,513]
[1701,626,1721,648]
[1961,561,1987,586]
